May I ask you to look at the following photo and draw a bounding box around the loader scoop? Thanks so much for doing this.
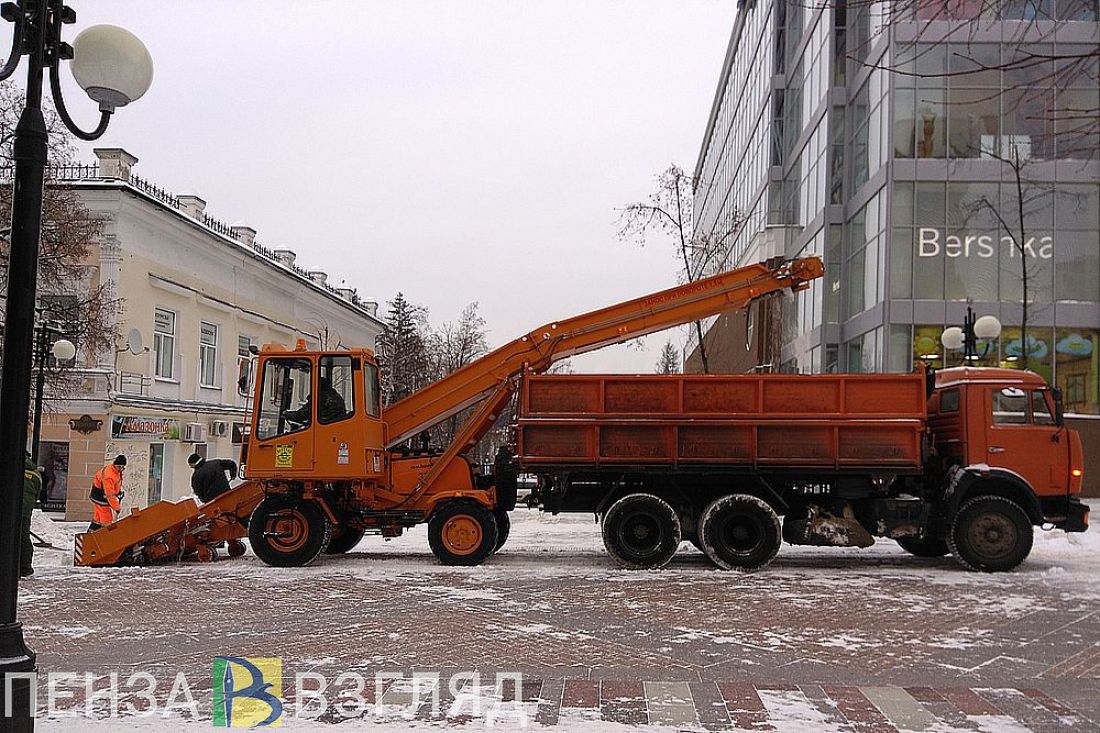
[74,481,265,567]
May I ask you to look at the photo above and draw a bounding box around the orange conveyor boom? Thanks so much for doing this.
[383,256,824,448]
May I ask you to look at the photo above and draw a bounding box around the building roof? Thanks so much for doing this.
[41,159,384,329]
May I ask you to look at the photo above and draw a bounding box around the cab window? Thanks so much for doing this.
[992,387,1028,425]
[318,355,355,425]
[939,389,960,413]
[365,362,381,417]
[256,358,312,439]
[1031,390,1056,426]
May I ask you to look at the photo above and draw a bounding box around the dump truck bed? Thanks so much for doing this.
[515,373,928,471]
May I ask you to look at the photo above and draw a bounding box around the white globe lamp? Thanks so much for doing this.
[71,25,154,111]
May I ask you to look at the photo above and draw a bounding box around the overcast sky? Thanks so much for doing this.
[65,1,736,372]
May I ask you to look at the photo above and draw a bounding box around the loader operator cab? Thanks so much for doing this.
[244,345,386,481]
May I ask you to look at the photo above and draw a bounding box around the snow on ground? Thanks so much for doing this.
[28,505,1100,588]
[21,507,1100,732]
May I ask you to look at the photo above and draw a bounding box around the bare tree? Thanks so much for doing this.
[617,164,745,373]
[966,142,1052,370]
[428,302,490,446]
[655,339,680,374]
[0,81,117,401]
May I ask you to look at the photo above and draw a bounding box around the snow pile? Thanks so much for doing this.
[28,510,83,566]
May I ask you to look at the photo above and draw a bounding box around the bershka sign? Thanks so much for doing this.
[917,228,1053,259]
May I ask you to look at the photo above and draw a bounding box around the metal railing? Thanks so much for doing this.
[2,163,371,311]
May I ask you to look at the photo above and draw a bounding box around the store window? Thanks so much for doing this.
[913,325,945,368]
[1001,327,1054,384]
[153,308,176,380]
[1055,328,1099,414]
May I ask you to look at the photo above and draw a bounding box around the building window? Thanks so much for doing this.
[153,308,176,379]
[237,335,254,396]
[199,322,219,388]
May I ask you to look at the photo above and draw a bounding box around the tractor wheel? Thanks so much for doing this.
[493,510,511,553]
[248,495,332,568]
[325,527,366,555]
[428,500,498,566]
[698,494,781,571]
[194,544,218,563]
[948,495,1033,572]
[601,493,681,569]
[897,536,949,558]
[226,539,247,558]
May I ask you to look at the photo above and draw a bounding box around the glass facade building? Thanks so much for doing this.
[689,0,1100,414]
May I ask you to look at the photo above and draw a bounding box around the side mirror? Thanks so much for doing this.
[1052,387,1065,427]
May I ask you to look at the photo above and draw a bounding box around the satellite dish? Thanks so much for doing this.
[126,328,145,355]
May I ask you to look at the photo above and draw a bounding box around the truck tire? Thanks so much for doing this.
[493,509,511,553]
[601,493,681,569]
[897,536,949,558]
[325,527,365,555]
[428,500,498,566]
[248,496,332,568]
[698,494,781,571]
[948,495,1033,572]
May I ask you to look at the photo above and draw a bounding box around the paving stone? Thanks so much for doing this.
[600,680,647,725]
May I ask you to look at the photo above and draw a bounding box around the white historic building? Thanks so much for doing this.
[40,147,383,521]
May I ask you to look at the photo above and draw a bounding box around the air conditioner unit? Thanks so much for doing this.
[209,420,229,438]
[185,422,206,442]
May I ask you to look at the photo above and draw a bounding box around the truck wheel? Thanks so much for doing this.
[493,510,511,553]
[248,496,332,568]
[226,539,247,558]
[601,493,681,569]
[428,500,498,566]
[698,494,781,571]
[948,495,1033,572]
[324,527,365,554]
[897,536,949,558]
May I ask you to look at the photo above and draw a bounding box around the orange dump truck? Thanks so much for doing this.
[507,368,1088,571]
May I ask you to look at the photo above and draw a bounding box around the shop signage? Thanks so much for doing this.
[68,414,103,434]
[917,228,1053,259]
[111,415,181,441]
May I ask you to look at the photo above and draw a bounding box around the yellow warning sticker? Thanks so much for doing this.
[275,444,293,468]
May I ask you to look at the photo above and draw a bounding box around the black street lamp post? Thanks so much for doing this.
[941,302,1003,365]
[28,319,75,464]
[0,3,151,731]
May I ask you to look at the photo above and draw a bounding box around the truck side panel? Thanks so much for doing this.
[516,373,927,472]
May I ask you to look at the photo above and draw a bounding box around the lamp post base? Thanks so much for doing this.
[0,622,35,733]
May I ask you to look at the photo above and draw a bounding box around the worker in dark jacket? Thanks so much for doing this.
[21,455,42,578]
[188,453,239,503]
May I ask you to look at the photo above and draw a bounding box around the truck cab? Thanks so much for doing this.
[929,367,1088,536]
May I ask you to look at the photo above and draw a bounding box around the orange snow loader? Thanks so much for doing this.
[75,255,823,567]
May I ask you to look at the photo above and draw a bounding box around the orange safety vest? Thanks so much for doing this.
[90,464,123,524]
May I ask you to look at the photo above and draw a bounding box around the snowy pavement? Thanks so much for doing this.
[16,509,1100,731]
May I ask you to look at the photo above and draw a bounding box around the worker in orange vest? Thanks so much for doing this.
[88,455,127,531]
